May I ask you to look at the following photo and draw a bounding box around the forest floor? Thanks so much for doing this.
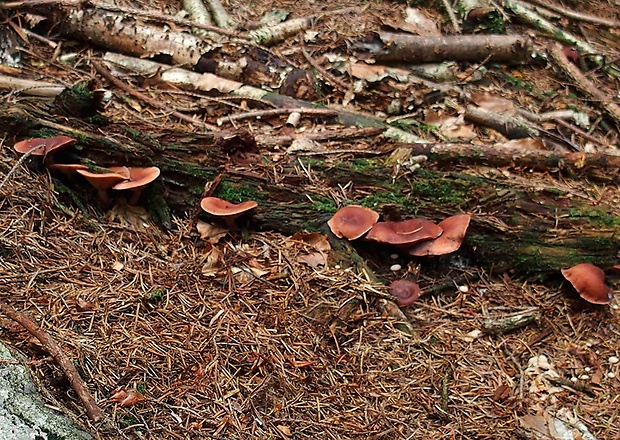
[1,0,620,439]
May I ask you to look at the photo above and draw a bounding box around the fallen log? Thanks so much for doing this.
[1,103,619,277]
[359,32,532,64]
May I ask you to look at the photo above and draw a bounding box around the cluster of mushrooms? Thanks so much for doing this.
[13,136,160,206]
[11,137,616,306]
[327,205,616,307]
[327,205,471,307]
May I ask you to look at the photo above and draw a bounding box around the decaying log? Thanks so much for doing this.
[362,32,532,64]
[1,103,619,277]
[400,141,620,181]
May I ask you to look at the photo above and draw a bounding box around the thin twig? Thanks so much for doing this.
[218,107,337,125]
[0,144,45,192]
[299,41,349,93]
[92,60,218,131]
[0,300,105,422]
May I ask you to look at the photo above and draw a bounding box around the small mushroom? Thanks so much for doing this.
[200,197,258,229]
[76,168,128,206]
[366,218,443,246]
[561,263,614,304]
[389,279,422,307]
[407,214,471,256]
[111,166,160,205]
[13,135,76,166]
[327,205,379,240]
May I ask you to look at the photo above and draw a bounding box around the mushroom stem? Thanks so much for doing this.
[97,189,112,207]
[127,189,143,205]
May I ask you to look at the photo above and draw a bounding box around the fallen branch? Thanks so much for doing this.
[102,52,427,143]
[547,43,620,130]
[401,141,620,181]
[0,300,105,422]
[366,32,532,63]
[503,0,620,77]
[521,0,620,28]
[0,74,64,97]
[91,61,217,131]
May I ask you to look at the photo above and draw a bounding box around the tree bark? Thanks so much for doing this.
[2,103,619,277]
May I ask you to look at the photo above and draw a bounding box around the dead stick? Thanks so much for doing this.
[92,60,218,131]
[548,43,620,129]
[0,300,105,422]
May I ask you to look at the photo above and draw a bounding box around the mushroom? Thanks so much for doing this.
[13,135,76,166]
[365,218,443,246]
[111,166,160,205]
[407,214,471,256]
[327,205,379,240]
[200,197,258,229]
[76,168,129,206]
[48,163,89,178]
[561,263,614,304]
[389,279,422,307]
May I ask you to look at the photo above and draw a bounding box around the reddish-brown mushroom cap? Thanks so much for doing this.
[112,167,160,190]
[327,205,380,240]
[200,197,258,217]
[48,163,89,176]
[389,279,422,307]
[407,214,471,256]
[366,219,443,245]
[13,136,76,156]
[76,169,128,189]
[561,263,614,304]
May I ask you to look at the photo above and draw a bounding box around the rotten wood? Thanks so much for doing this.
[2,103,620,276]
[401,141,620,181]
[0,299,105,422]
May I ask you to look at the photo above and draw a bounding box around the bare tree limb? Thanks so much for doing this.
[0,300,105,422]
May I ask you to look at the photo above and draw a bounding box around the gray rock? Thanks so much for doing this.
[0,341,92,440]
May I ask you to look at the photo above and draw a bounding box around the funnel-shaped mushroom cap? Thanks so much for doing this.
[107,166,131,180]
[200,197,258,217]
[561,263,614,304]
[14,136,76,155]
[48,163,89,175]
[327,205,379,240]
[408,214,471,256]
[366,219,442,245]
[389,279,422,307]
[76,169,129,190]
[112,167,160,190]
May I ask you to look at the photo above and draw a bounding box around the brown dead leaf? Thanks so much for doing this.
[289,358,315,368]
[383,8,440,36]
[110,387,145,407]
[276,425,292,437]
[290,232,331,252]
[196,220,228,243]
[75,298,95,312]
[298,251,327,269]
[498,138,546,151]
[471,92,515,114]
[201,244,224,277]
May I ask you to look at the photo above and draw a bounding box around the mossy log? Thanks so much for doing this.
[2,104,619,277]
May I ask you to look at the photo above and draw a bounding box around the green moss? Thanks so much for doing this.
[214,180,265,203]
[308,195,337,213]
[349,158,380,172]
[160,159,213,179]
[567,207,620,227]
[358,190,415,211]
[409,171,474,208]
